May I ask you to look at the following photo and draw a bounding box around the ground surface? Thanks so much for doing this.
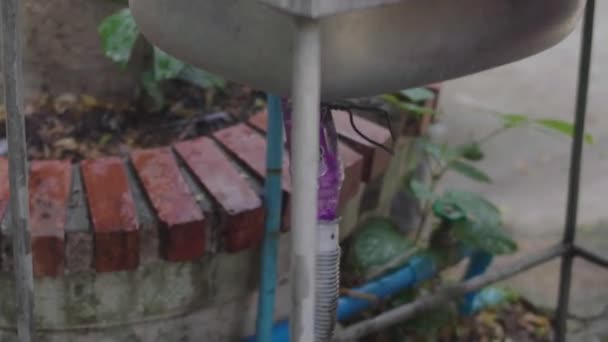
[438,2,608,338]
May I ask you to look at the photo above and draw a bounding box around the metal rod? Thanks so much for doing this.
[0,0,35,340]
[574,245,608,269]
[289,17,321,342]
[555,0,595,340]
[334,244,566,341]
[255,94,284,342]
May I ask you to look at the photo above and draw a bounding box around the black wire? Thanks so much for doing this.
[323,101,395,155]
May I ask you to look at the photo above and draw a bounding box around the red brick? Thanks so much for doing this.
[215,123,291,193]
[28,161,71,277]
[81,157,139,272]
[333,110,392,181]
[131,148,206,261]
[175,137,264,252]
[223,121,297,230]
[248,110,270,133]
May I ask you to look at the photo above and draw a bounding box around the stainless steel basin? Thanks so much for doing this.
[130,0,585,100]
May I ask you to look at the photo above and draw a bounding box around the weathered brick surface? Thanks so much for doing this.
[81,157,139,272]
[175,137,264,252]
[214,123,291,193]
[131,148,206,262]
[126,164,161,265]
[215,123,292,230]
[65,165,94,273]
[29,160,71,277]
[333,110,392,181]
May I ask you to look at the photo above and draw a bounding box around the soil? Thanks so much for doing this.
[0,82,258,161]
[362,298,555,342]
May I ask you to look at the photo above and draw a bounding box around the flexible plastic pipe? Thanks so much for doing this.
[283,102,344,342]
[245,246,489,341]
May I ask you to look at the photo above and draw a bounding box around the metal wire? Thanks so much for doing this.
[323,101,396,155]
[555,1,595,340]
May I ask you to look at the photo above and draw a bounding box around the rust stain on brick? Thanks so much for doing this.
[333,110,391,181]
[81,157,139,272]
[175,137,264,252]
[28,160,71,277]
[131,148,206,262]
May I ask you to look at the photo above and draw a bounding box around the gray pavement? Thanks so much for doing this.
[436,2,608,337]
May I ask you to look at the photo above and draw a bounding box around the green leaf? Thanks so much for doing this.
[98,8,139,67]
[140,71,165,110]
[408,179,435,202]
[442,190,501,228]
[440,190,516,255]
[458,143,484,161]
[379,94,436,116]
[420,140,445,162]
[346,217,413,275]
[400,87,436,103]
[534,118,594,144]
[177,66,226,89]
[449,160,491,183]
[500,113,529,128]
[452,219,517,255]
[432,199,466,222]
[153,47,186,81]
[402,102,436,116]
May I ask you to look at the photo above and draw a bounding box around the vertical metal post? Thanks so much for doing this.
[555,0,595,340]
[289,18,321,342]
[1,0,34,340]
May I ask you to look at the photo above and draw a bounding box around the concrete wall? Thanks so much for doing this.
[0,0,138,103]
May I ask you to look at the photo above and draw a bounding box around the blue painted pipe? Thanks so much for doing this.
[246,251,447,342]
[255,94,284,342]
[460,250,493,315]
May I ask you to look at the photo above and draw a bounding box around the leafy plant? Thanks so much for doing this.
[98,8,226,108]
[405,112,593,256]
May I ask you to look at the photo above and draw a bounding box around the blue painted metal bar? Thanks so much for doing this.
[255,94,284,342]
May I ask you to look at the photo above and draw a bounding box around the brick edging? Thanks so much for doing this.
[0,85,441,277]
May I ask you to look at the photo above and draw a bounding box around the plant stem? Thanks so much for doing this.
[414,126,510,244]
[476,125,509,145]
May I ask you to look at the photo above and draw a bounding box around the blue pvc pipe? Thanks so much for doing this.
[246,253,441,342]
[255,94,284,342]
[459,250,493,315]
[248,243,489,341]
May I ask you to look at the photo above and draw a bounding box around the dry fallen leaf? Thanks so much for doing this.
[53,93,78,114]
[54,137,78,151]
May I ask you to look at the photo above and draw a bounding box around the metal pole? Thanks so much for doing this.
[555,0,595,340]
[0,0,35,340]
[289,18,321,342]
[255,94,284,342]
